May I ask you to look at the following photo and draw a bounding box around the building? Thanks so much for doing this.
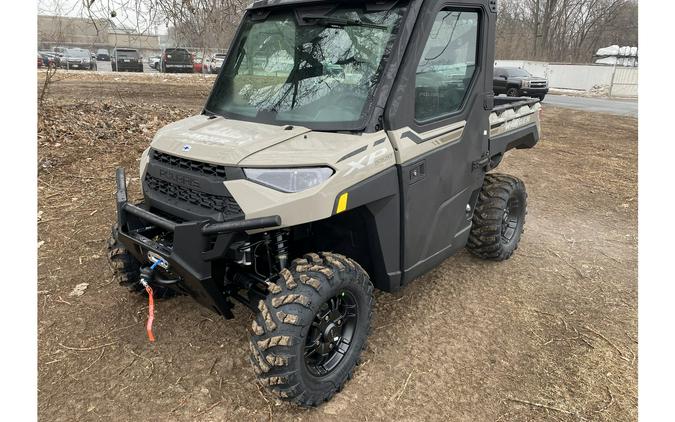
[107,28,161,51]
[38,15,160,54]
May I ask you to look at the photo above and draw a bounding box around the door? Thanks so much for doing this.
[385,2,493,283]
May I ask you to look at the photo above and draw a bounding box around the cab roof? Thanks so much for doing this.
[248,0,399,10]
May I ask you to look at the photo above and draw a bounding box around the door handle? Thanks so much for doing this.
[409,161,426,185]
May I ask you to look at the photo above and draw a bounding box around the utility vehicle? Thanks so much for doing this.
[109,0,540,407]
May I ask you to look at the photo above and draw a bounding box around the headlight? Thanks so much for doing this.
[244,167,334,193]
[521,80,529,88]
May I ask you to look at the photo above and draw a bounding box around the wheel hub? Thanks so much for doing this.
[304,292,358,376]
[323,322,339,343]
[501,198,521,243]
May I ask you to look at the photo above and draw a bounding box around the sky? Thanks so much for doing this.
[37,0,169,35]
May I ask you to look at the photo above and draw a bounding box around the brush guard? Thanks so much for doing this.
[114,167,282,318]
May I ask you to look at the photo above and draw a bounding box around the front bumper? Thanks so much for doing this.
[520,87,549,96]
[114,63,143,72]
[114,167,281,317]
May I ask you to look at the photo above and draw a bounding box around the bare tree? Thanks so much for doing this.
[154,0,247,48]
[496,0,637,62]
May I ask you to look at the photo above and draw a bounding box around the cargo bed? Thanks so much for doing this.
[487,97,541,168]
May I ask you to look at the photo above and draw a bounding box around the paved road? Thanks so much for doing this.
[543,94,638,117]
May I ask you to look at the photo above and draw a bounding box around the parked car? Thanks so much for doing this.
[208,53,227,74]
[97,48,110,61]
[193,53,204,73]
[38,51,49,66]
[60,48,97,70]
[203,54,213,73]
[493,67,548,100]
[39,51,59,67]
[160,48,193,73]
[111,48,143,72]
[148,55,161,70]
[37,54,44,68]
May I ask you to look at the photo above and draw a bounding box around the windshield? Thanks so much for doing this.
[66,49,90,58]
[205,3,407,129]
[507,68,531,77]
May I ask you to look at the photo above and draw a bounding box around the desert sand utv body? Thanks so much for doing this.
[109,0,540,407]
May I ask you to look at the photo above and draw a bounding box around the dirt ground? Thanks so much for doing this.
[37,71,637,421]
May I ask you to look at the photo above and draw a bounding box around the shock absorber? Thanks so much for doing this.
[272,230,289,270]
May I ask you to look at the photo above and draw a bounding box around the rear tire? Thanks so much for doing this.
[107,224,177,299]
[249,252,373,407]
[467,174,527,261]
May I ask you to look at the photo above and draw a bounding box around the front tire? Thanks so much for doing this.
[467,174,527,261]
[249,252,373,407]
[506,87,520,97]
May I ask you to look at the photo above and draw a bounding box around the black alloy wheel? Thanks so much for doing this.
[304,291,358,376]
[249,252,373,407]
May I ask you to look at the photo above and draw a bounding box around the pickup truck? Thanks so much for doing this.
[160,48,194,73]
[494,66,549,100]
[109,0,541,407]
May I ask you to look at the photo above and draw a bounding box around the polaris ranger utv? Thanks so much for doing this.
[109,0,540,407]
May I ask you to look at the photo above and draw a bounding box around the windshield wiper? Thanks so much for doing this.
[301,14,388,30]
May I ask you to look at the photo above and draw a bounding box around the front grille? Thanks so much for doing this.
[152,149,228,178]
[145,173,241,215]
[530,81,547,88]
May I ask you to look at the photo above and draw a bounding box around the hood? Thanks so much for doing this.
[150,114,312,165]
[511,75,546,81]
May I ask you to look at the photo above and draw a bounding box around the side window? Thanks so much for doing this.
[414,10,479,122]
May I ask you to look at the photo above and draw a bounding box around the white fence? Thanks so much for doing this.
[610,67,639,97]
[495,60,638,97]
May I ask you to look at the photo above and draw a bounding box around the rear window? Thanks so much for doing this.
[165,49,190,58]
[115,50,139,58]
